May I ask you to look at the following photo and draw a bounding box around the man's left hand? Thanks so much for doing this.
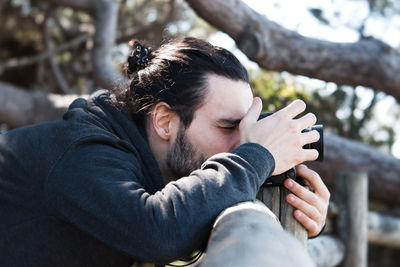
[283,164,330,237]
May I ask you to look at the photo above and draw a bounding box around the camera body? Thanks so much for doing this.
[257,112,324,187]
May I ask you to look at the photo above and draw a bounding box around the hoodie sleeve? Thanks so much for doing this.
[44,138,275,265]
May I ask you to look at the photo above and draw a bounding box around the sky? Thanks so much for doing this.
[207,0,400,158]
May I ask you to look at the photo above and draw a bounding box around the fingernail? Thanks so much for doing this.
[289,195,295,202]
[287,180,293,188]
[297,211,302,217]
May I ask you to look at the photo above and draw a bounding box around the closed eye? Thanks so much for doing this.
[221,125,237,131]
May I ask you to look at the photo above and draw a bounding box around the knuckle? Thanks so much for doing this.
[309,195,319,206]
[294,137,302,148]
[308,171,319,183]
[240,116,250,125]
[316,212,324,224]
[289,121,298,133]
[274,111,285,120]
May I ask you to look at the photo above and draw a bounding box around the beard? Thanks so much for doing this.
[166,125,208,181]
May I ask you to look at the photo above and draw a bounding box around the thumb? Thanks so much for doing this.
[242,97,263,125]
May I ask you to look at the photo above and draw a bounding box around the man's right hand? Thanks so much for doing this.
[239,97,320,175]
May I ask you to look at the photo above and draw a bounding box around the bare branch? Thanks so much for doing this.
[91,0,127,89]
[186,0,400,102]
[44,13,71,94]
[46,0,129,89]
[0,33,90,71]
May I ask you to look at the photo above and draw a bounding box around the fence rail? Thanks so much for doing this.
[199,170,400,267]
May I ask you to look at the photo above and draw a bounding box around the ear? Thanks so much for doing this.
[151,102,179,141]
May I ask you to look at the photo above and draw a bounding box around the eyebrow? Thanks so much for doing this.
[217,118,242,125]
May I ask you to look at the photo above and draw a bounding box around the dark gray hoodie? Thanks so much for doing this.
[0,90,275,266]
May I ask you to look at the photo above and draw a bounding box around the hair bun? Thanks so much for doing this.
[127,40,152,75]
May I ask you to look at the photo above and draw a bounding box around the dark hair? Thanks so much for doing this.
[113,37,249,127]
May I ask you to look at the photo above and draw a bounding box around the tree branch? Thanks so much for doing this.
[47,0,129,89]
[91,0,128,89]
[0,81,84,128]
[308,134,400,206]
[186,0,400,102]
[0,33,90,71]
[44,13,71,94]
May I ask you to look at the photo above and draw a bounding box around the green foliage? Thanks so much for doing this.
[250,70,309,113]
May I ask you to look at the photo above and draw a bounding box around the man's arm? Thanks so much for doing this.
[44,140,274,265]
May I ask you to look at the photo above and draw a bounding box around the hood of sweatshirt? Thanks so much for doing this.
[63,89,165,194]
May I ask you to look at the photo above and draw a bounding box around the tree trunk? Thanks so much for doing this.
[0,81,84,128]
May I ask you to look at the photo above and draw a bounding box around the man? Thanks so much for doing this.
[0,37,329,266]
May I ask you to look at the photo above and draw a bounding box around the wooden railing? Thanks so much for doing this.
[200,170,400,267]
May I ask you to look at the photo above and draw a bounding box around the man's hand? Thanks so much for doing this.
[284,164,330,237]
[239,97,320,175]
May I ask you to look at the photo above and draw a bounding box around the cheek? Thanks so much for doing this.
[189,128,240,156]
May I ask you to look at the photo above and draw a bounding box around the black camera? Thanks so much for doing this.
[257,113,324,187]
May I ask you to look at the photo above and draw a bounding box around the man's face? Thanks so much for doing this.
[166,74,253,179]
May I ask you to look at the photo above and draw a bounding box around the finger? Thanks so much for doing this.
[293,209,320,237]
[300,130,320,147]
[295,112,317,131]
[303,179,315,193]
[300,148,319,162]
[296,165,330,202]
[285,178,318,207]
[241,97,263,125]
[275,99,306,119]
[286,190,322,224]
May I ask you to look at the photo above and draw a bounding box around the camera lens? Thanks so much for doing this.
[302,125,324,162]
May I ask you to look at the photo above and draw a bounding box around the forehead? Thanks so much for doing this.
[197,74,253,120]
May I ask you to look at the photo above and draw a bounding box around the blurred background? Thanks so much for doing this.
[1,0,400,266]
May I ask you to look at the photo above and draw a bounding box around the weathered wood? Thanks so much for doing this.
[0,81,84,128]
[258,186,308,247]
[280,187,308,246]
[256,185,280,215]
[200,201,315,267]
[368,211,400,248]
[308,135,400,207]
[307,235,345,267]
[335,171,368,267]
[328,201,400,248]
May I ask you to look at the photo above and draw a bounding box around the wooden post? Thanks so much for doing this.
[334,171,368,267]
[257,186,308,247]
